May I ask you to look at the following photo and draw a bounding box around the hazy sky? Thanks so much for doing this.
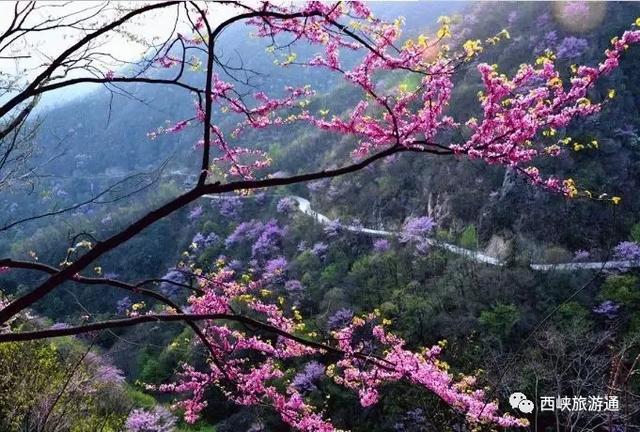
[0,1,239,104]
[0,1,444,76]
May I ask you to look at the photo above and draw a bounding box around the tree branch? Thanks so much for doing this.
[194,3,215,187]
[0,312,334,349]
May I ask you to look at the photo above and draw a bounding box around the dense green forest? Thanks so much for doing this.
[1,2,640,431]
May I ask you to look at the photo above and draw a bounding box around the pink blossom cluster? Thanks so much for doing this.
[150,74,315,178]
[451,27,640,194]
[205,81,316,178]
[157,56,179,68]
[246,2,458,156]
[125,406,176,432]
[153,264,526,430]
[333,314,527,427]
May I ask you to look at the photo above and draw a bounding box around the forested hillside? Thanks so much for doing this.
[1,2,640,431]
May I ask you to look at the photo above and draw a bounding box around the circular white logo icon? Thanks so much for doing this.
[509,392,534,413]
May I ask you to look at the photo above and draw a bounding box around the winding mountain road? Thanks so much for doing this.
[205,193,637,272]
[287,196,638,272]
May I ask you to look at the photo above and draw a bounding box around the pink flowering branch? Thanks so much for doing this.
[449,29,640,196]
[158,263,527,429]
[12,260,513,430]
[0,311,524,429]
[143,2,640,188]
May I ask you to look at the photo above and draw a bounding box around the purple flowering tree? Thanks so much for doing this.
[203,232,219,248]
[529,13,556,55]
[96,364,126,385]
[264,257,288,280]
[535,30,558,55]
[291,361,325,393]
[326,308,354,330]
[277,196,296,214]
[557,37,589,59]
[225,220,265,247]
[400,216,436,242]
[373,239,391,253]
[125,406,177,432]
[159,269,188,297]
[187,205,203,222]
[593,301,620,319]
[614,241,640,262]
[324,219,342,238]
[117,296,132,314]
[217,195,243,219]
[251,220,286,258]
[191,232,219,249]
[311,242,329,258]
[191,232,205,247]
[561,1,591,22]
[285,279,304,304]
[400,216,436,254]
[224,219,286,259]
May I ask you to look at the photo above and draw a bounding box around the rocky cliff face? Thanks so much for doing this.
[485,233,514,260]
